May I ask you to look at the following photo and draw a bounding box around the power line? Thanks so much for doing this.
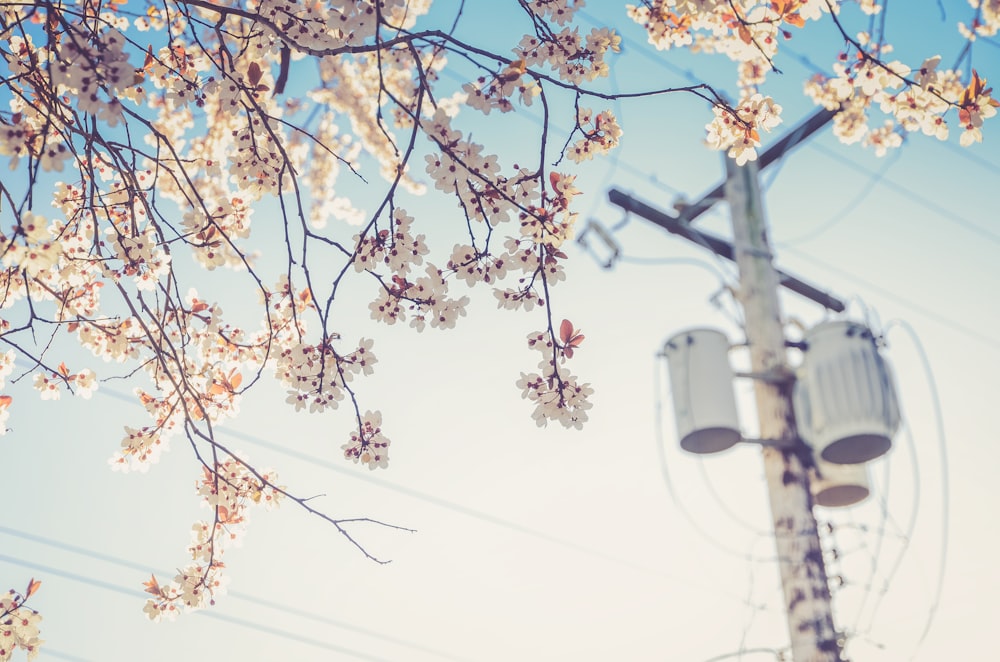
[884,320,950,659]
[847,421,921,643]
[0,554,399,662]
[651,357,769,561]
[938,139,1000,177]
[0,527,471,662]
[781,148,903,246]
[776,244,1000,353]
[31,648,89,662]
[702,648,784,662]
[806,141,1000,246]
[73,383,753,604]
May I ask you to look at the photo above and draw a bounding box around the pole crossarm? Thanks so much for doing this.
[606,188,846,312]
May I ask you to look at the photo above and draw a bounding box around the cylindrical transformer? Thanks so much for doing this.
[811,458,870,508]
[794,320,900,464]
[663,328,741,454]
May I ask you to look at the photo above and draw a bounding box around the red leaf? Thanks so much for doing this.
[25,578,41,599]
[247,62,263,87]
[559,319,574,344]
[142,575,161,597]
[558,319,585,357]
[0,395,11,409]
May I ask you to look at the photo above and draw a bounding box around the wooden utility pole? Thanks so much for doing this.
[725,158,842,662]
[607,108,846,659]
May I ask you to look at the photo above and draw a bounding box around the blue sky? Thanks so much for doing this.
[2,1,999,661]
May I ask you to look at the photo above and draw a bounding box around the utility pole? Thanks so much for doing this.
[607,108,848,659]
[724,158,842,662]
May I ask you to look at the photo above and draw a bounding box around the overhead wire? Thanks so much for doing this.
[776,244,1000,353]
[700,647,784,662]
[30,648,89,662]
[938,139,1000,177]
[805,140,1000,246]
[615,252,745,328]
[780,147,903,246]
[883,319,950,659]
[651,353,768,561]
[0,554,397,662]
[0,527,473,662]
[696,459,769,537]
[51,378,755,605]
[733,536,783,662]
[848,421,921,643]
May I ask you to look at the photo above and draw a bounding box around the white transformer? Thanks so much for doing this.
[793,320,900,465]
[811,458,870,508]
[663,328,741,454]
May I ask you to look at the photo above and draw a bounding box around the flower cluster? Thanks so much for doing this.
[1,580,43,662]
[109,425,167,473]
[517,26,622,84]
[352,209,428,275]
[629,1,996,152]
[568,108,623,163]
[143,457,283,621]
[464,59,540,115]
[959,0,1000,40]
[368,265,470,331]
[705,93,783,164]
[628,1,829,60]
[805,52,999,149]
[341,410,391,470]
[31,364,97,402]
[515,323,593,429]
[0,351,15,435]
[277,337,377,413]
[0,212,62,278]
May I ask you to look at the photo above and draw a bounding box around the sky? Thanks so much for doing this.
[2,1,1000,661]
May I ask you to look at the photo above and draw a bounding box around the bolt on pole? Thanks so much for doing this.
[724,157,843,662]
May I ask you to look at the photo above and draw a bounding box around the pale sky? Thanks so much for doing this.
[2,2,999,661]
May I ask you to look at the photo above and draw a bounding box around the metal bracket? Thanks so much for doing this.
[576,219,621,270]
[733,366,796,385]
